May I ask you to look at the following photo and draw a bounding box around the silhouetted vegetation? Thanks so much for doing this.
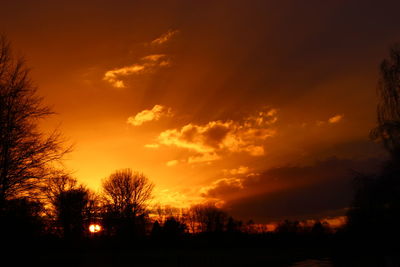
[0,35,70,208]
[100,169,153,238]
[370,44,400,158]
[0,197,45,241]
[346,44,400,244]
[337,44,400,266]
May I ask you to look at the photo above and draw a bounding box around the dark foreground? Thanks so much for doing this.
[5,235,399,267]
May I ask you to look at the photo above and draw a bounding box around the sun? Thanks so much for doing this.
[89,223,102,233]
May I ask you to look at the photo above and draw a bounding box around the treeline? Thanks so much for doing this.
[0,167,337,243]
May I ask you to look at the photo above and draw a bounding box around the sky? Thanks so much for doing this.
[1,0,398,223]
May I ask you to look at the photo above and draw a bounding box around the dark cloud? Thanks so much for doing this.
[227,178,351,222]
[205,157,384,222]
[203,124,230,148]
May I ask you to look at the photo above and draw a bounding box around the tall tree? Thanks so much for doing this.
[102,169,154,218]
[0,35,69,205]
[42,173,101,237]
[348,44,400,242]
[370,44,400,158]
[189,203,227,233]
[54,186,89,239]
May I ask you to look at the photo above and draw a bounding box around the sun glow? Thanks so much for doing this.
[89,224,102,233]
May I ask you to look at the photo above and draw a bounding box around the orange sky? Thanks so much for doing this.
[1,0,397,222]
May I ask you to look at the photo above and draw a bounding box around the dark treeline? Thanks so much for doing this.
[1,35,400,266]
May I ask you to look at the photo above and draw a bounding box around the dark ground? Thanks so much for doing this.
[5,235,399,267]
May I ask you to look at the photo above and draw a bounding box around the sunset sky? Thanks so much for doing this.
[1,0,398,223]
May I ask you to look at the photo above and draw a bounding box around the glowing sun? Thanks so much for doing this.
[89,224,102,233]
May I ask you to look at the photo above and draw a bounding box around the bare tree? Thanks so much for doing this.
[186,207,198,233]
[42,173,100,237]
[102,169,154,218]
[42,171,78,207]
[347,45,400,239]
[0,35,69,206]
[370,44,400,157]
[189,203,227,233]
[55,187,89,238]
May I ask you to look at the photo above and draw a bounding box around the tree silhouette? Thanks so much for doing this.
[275,220,302,234]
[0,35,69,208]
[42,174,100,237]
[102,169,153,236]
[370,44,400,159]
[348,44,400,243]
[162,216,187,238]
[0,197,44,241]
[102,169,154,218]
[54,187,89,239]
[43,172,79,208]
[151,220,162,238]
[311,220,331,235]
[226,216,243,233]
[189,203,227,233]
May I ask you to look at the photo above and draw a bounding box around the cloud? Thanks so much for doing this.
[244,145,265,156]
[144,144,160,148]
[104,30,178,88]
[200,157,382,222]
[187,153,221,164]
[127,105,172,126]
[328,114,344,124]
[151,29,179,45]
[103,65,145,88]
[149,107,278,162]
[141,54,163,61]
[166,160,179,167]
[201,177,244,198]
[316,114,344,126]
[152,187,203,209]
[103,54,170,88]
[223,166,250,175]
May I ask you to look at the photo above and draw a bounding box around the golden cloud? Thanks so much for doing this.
[316,114,344,126]
[144,144,160,148]
[200,177,245,198]
[166,159,179,167]
[127,105,172,126]
[151,29,179,45]
[187,153,221,164]
[103,54,170,88]
[152,187,203,209]
[223,166,250,175]
[148,107,277,162]
[103,65,145,88]
[328,114,344,124]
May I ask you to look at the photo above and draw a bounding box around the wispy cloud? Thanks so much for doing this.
[166,160,179,167]
[147,107,278,163]
[144,143,160,149]
[103,65,145,88]
[223,166,250,175]
[328,114,344,124]
[187,153,221,164]
[316,114,344,126]
[152,187,203,209]
[127,105,172,126]
[103,54,170,88]
[103,29,178,88]
[151,29,179,45]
